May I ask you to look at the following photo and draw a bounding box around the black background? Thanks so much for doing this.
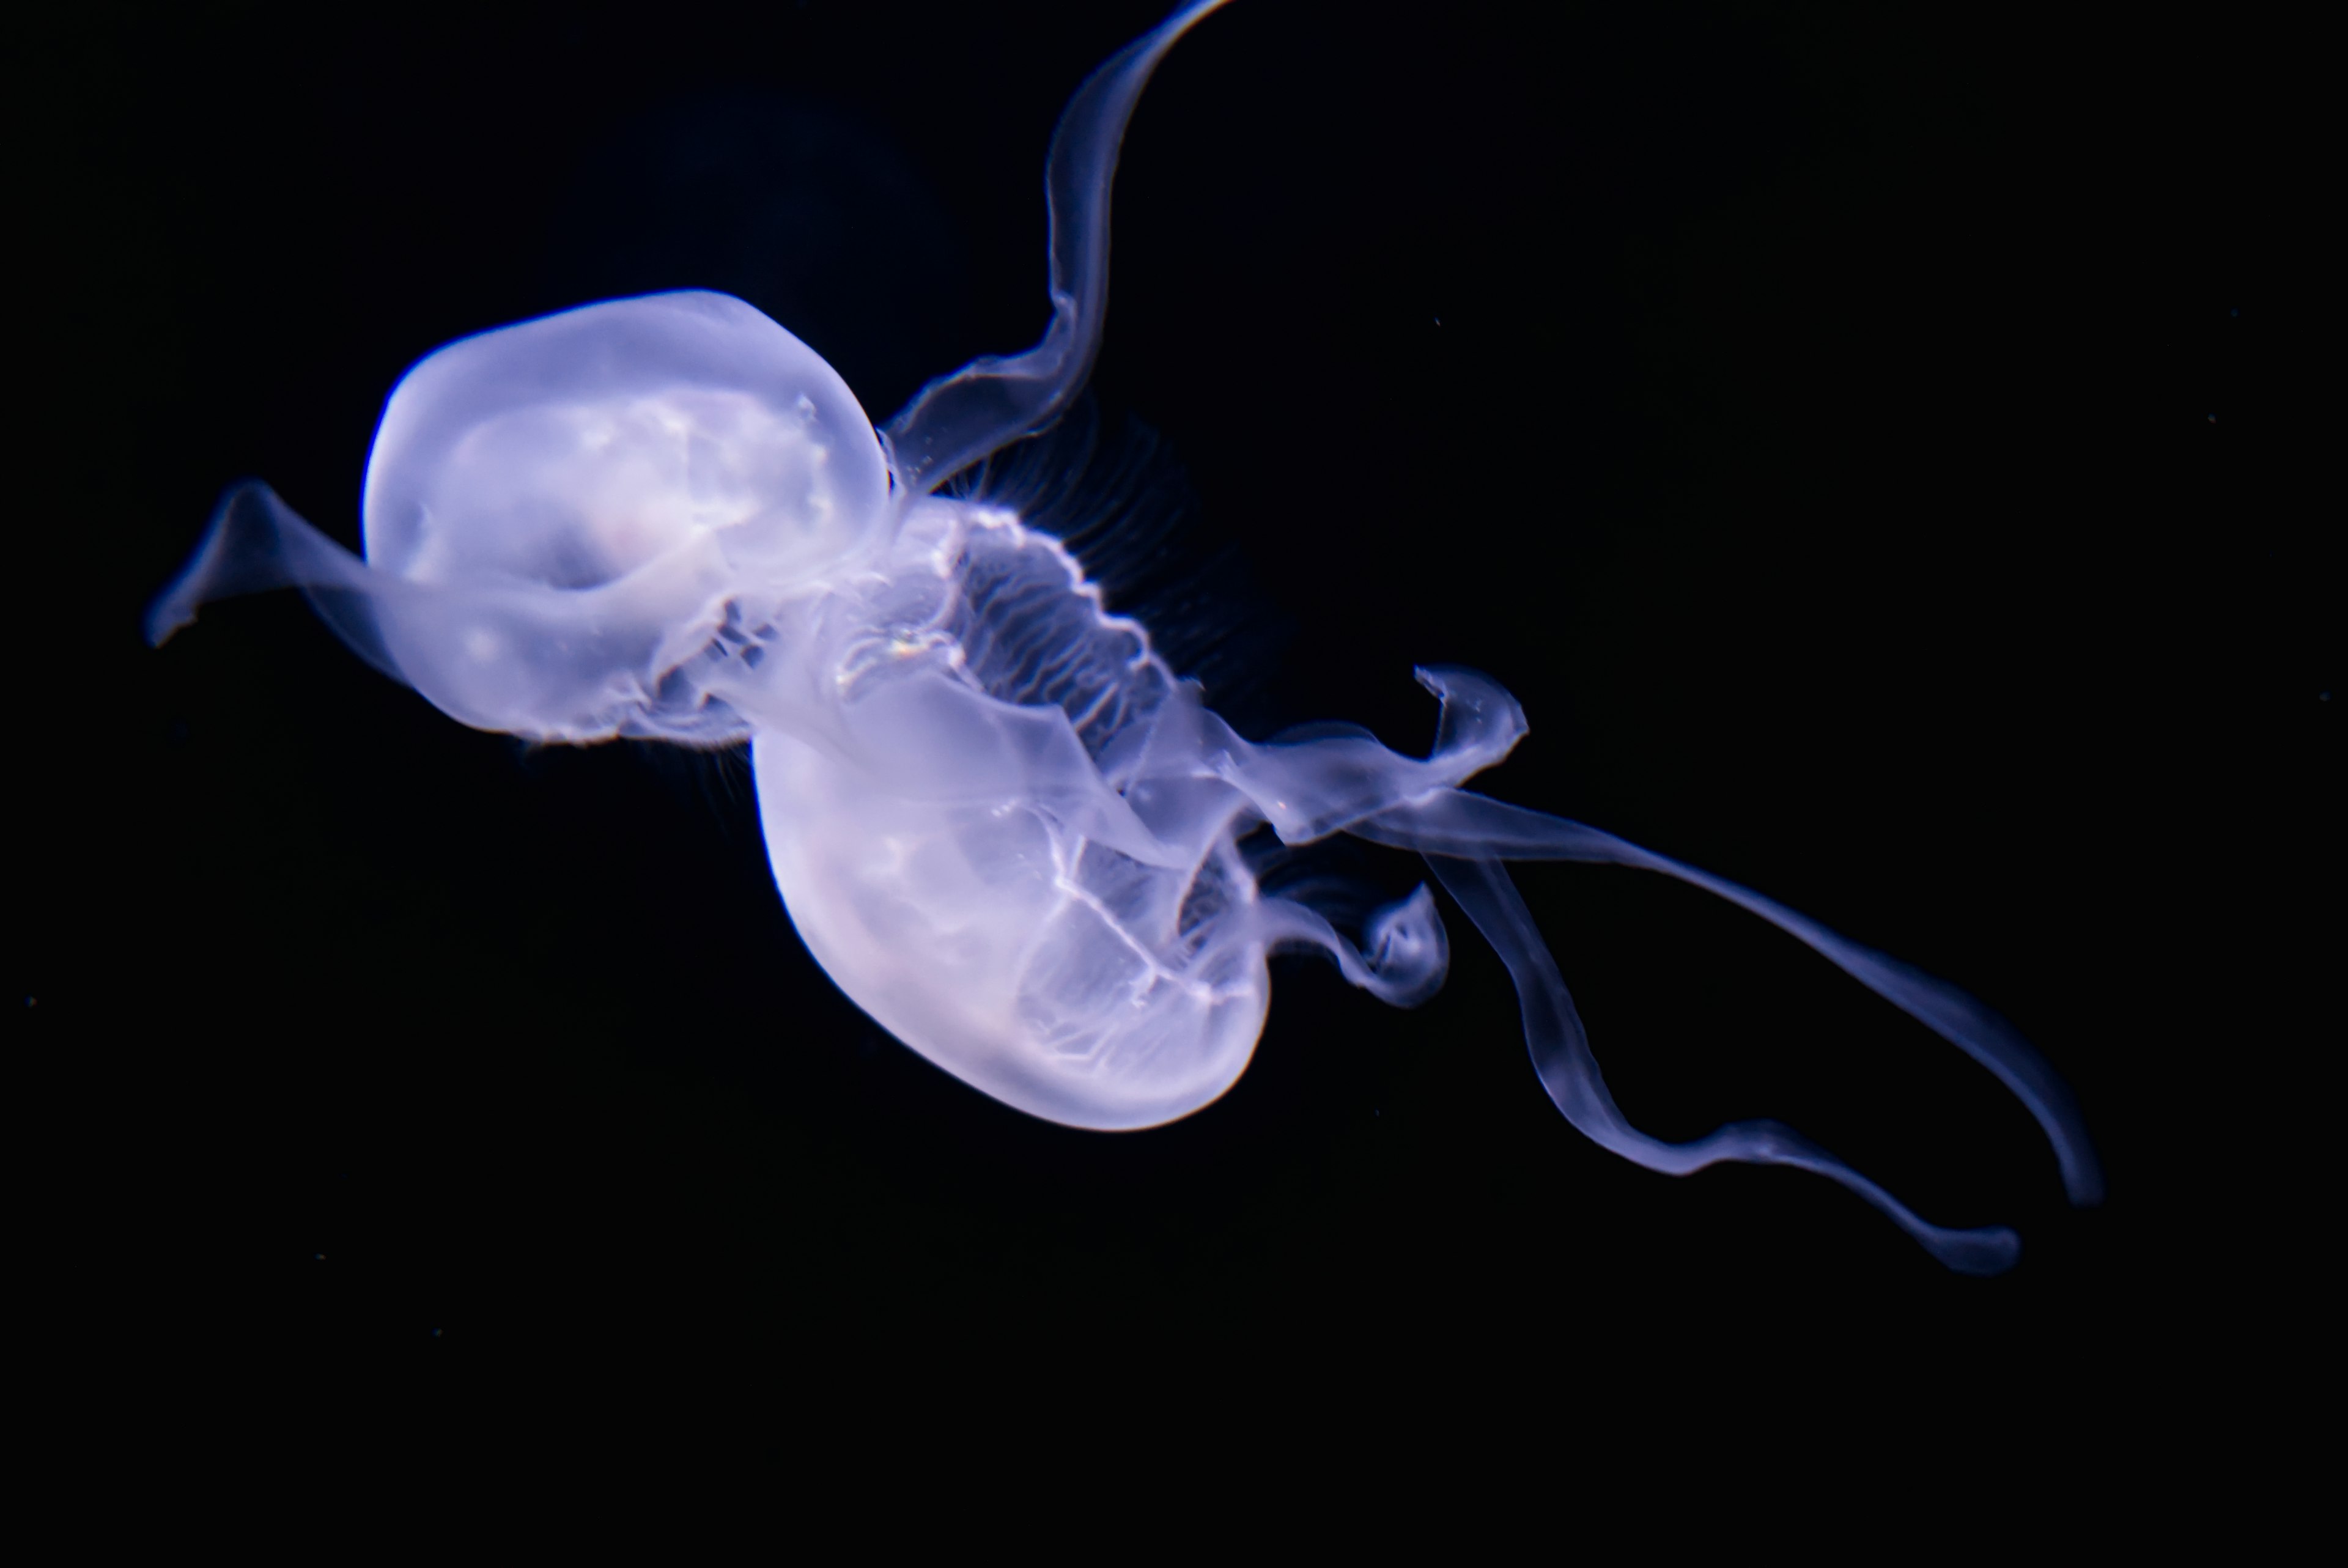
[20,0,2323,1417]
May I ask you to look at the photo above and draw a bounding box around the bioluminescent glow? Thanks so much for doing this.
[148,0,2099,1272]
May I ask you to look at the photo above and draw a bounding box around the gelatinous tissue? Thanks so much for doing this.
[150,1,2099,1272]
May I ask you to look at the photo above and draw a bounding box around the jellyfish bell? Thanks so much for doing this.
[740,493,1464,1132]
[146,290,893,748]
[751,696,1278,1132]
[361,290,893,742]
[367,292,890,595]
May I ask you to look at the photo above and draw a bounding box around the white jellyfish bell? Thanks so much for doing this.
[149,0,2100,1272]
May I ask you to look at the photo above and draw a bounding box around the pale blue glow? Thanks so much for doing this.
[147,0,2099,1272]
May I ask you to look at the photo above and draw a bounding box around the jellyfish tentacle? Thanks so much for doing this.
[1123,664,2095,1218]
[1161,664,1526,844]
[1425,853,2025,1276]
[881,0,1235,495]
[1355,789,2104,1207]
[148,475,756,743]
[146,480,404,680]
[1150,661,2093,1257]
[1255,883,1450,1007]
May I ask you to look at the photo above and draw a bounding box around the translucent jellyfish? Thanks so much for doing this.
[147,0,2100,1273]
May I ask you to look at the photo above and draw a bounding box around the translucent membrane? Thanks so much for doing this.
[149,0,2095,1270]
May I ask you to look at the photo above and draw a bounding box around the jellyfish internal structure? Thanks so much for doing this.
[149,0,2100,1273]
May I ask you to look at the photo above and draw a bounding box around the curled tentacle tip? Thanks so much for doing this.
[144,594,199,649]
[1934,1226,2023,1277]
[1412,664,1478,702]
[1364,883,1450,1009]
[2064,1159,2107,1209]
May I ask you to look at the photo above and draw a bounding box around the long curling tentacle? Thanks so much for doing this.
[1425,854,2026,1275]
[1356,790,2103,1207]
[881,1,1236,496]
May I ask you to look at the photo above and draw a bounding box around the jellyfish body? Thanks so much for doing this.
[149,0,2100,1272]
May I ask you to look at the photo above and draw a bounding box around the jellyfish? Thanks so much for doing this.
[147,0,2100,1274]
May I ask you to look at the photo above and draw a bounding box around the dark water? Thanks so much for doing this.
[20,0,2320,1422]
